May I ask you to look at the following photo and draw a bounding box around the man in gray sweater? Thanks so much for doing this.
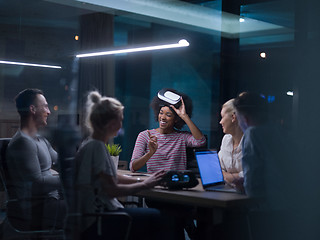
[6,88,66,230]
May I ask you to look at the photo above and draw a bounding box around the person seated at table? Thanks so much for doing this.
[129,88,206,240]
[233,92,301,240]
[130,88,206,173]
[218,98,243,185]
[6,88,66,230]
[74,90,174,240]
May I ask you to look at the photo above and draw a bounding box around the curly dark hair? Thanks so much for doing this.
[150,88,193,130]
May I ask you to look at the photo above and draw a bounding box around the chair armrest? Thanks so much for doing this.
[67,211,132,220]
[6,196,49,203]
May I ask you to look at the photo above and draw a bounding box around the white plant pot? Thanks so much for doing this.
[110,155,119,170]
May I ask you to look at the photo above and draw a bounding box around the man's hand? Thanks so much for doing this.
[232,177,245,194]
[50,169,59,176]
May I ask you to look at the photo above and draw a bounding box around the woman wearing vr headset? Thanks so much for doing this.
[130,88,206,173]
[130,88,206,240]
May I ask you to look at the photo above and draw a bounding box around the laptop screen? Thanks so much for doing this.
[195,150,224,186]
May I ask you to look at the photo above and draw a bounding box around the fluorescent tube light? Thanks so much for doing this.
[0,60,61,69]
[76,39,189,58]
[286,91,293,96]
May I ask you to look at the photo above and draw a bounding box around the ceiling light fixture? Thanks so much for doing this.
[286,91,293,96]
[260,52,266,58]
[0,60,61,69]
[76,39,189,58]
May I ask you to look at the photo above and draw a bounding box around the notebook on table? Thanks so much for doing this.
[195,149,238,193]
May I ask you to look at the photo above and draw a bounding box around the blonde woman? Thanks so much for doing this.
[218,99,244,184]
[74,91,172,240]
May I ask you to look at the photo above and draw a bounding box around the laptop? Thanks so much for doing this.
[195,149,238,193]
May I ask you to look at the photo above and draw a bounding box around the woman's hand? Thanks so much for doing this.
[171,97,187,120]
[147,130,158,155]
[142,169,166,188]
[222,171,235,184]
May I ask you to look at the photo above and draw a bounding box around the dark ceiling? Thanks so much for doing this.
[0,0,295,47]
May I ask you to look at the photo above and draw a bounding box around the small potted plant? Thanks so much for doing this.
[106,143,122,169]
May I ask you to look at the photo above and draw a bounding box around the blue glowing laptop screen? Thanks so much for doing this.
[195,150,224,186]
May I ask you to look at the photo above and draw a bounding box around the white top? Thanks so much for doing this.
[218,134,243,178]
[74,139,123,231]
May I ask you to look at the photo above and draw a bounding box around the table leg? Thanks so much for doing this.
[196,207,224,240]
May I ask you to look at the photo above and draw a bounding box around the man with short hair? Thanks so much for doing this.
[233,92,301,240]
[6,88,66,230]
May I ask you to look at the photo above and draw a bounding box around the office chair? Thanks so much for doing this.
[59,156,132,240]
[0,138,64,240]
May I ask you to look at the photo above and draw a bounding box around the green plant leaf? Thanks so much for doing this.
[106,143,122,156]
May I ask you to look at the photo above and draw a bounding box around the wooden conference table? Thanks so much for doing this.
[118,170,251,239]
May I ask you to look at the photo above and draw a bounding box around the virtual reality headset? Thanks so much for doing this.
[157,89,181,107]
[160,170,199,190]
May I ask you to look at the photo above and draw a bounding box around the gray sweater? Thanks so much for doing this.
[6,130,60,200]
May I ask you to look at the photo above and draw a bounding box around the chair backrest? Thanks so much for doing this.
[0,138,10,214]
[0,138,26,208]
[0,138,34,230]
[0,138,11,165]
[58,156,76,214]
[0,138,11,193]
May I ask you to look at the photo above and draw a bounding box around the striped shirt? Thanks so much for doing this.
[130,129,206,173]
